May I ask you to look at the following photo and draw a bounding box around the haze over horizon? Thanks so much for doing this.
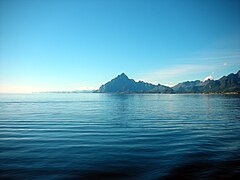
[0,0,240,93]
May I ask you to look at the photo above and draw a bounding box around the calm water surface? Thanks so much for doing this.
[0,93,240,179]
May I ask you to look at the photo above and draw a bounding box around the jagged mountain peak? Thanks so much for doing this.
[116,73,129,79]
[120,72,127,76]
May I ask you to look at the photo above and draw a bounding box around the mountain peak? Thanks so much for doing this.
[116,73,129,79]
[119,72,127,77]
[98,73,173,93]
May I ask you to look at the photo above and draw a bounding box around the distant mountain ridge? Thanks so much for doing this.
[173,70,240,93]
[97,70,240,93]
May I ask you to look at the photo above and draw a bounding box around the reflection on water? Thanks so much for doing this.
[0,93,240,179]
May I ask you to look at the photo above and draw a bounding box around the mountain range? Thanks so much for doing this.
[96,70,240,94]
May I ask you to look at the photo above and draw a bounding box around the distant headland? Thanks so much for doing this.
[95,70,240,94]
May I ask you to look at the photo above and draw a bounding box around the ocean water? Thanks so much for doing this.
[0,93,240,179]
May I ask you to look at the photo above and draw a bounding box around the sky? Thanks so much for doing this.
[0,0,240,93]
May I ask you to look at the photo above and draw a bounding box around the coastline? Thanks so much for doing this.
[2,92,239,95]
[90,91,240,94]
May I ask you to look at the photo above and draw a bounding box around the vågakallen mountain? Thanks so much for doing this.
[97,70,240,93]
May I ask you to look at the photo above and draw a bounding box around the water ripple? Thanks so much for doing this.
[0,93,240,179]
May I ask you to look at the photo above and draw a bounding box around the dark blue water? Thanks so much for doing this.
[0,93,240,179]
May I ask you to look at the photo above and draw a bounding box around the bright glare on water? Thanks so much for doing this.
[0,93,240,179]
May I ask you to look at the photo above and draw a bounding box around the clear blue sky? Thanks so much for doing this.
[0,0,240,92]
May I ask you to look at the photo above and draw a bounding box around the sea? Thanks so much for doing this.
[0,93,239,179]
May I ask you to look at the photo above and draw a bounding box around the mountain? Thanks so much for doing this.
[97,70,240,94]
[202,70,240,93]
[98,73,173,93]
[173,70,240,93]
[172,80,204,93]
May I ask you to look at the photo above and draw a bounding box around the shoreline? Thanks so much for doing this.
[0,92,239,95]
[36,92,240,94]
[93,92,240,95]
